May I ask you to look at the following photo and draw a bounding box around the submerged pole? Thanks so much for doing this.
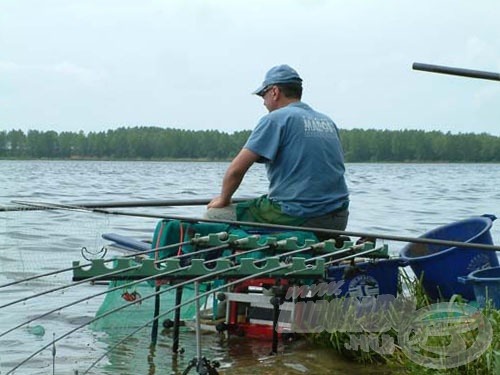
[172,285,183,353]
[271,280,281,355]
[194,282,202,362]
[151,284,161,345]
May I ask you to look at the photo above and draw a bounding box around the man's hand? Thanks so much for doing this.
[207,196,231,209]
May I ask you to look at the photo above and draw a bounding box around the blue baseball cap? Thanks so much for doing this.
[252,64,303,96]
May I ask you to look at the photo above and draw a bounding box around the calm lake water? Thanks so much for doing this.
[1,160,500,375]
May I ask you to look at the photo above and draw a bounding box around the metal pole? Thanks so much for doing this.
[1,198,250,212]
[413,62,500,81]
[10,199,500,252]
[194,281,202,362]
[172,286,183,353]
[151,284,161,345]
[271,281,281,355]
[86,209,500,252]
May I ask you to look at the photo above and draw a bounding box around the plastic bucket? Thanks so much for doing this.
[458,266,500,308]
[400,214,499,300]
[326,258,406,298]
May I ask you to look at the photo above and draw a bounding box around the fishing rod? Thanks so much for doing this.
[80,245,381,375]
[21,239,346,372]
[0,237,275,338]
[7,239,370,374]
[7,199,500,252]
[413,62,500,82]
[2,231,337,336]
[0,199,353,293]
[0,199,242,291]
[40,202,499,252]
[8,203,500,251]
[0,234,221,307]
[0,238,195,289]
[2,199,219,290]
[0,231,238,309]
[0,197,251,212]
[2,214,337,320]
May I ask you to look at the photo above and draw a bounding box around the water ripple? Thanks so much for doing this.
[1,160,500,374]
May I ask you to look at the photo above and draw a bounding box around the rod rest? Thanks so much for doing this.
[72,256,325,281]
[72,236,387,281]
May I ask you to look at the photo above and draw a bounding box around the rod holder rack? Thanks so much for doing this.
[72,235,386,281]
[72,256,325,280]
[192,233,387,255]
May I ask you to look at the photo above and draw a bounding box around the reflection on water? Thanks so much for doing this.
[96,328,395,375]
[1,160,500,374]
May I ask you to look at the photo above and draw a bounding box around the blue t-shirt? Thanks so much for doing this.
[244,102,349,218]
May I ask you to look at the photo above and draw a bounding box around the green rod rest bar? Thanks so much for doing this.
[72,256,325,281]
[72,239,385,281]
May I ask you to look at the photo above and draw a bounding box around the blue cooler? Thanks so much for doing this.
[400,215,499,300]
[326,258,406,298]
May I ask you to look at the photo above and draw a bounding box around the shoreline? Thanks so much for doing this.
[2,158,500,164]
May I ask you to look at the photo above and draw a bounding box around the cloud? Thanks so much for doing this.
[0,0,499,135]
[0,60,103,86]
[0,61,22,72]
[50,62,103,85]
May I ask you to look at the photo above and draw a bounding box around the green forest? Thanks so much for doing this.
[1,127,500,162]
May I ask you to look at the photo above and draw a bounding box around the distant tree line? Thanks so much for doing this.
[0,127,251,160]
[1,126,500,162]
[340,129,500,162]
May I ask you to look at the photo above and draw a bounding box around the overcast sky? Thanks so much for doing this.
[1,0,499,136]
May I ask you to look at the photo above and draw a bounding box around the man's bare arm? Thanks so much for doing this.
[207,148,260,208]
